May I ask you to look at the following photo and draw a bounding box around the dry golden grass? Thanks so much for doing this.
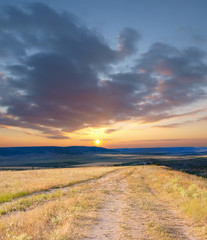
[137,165,207,239]
[118,165,207,240]
[0,167,127,240]
[121,167,182,240]
[0,188,68,216]
[0,167,118,203]
[0,183,102,240]
[1,165,207,240]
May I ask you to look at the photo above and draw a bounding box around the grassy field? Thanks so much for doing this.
[0,165,207,239]
[124,166,207,239]
[0,167,119,203]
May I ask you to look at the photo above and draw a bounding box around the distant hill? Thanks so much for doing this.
[0,146,207,168]
[0,146,207,157]
[0,146,116,168]
[0,146,114,156]
[114,147,207,156]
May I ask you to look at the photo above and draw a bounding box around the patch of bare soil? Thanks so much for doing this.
[83,169,153,240]
[83,173,128,240]
[121,200,152,240]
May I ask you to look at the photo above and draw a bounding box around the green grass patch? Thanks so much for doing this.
[0,191,30,203]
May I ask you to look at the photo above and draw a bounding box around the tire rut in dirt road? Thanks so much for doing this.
[83,168,152,240]
[83,172,129,240]
[127,168,199,240]
[0,169,123,218]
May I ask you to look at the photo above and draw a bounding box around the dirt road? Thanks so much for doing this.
[0,167,202,240]
[82,167,198,240]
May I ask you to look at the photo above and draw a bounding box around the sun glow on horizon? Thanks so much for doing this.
[95,139,101,145]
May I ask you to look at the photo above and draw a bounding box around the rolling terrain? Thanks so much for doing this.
[0,146,207,239]
[0,146,207,165]
[0,165,207,239]
[0,146,207,178]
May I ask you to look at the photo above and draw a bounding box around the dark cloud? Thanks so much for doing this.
[0,113,69,139]
[0,3,206,139]
[134,43,207,122]
[79,139,93,141]
[175,26,207,45]
[105,128,120,134]
[192,34,207,44]
[199,116,207,121]
[117,28,141,56]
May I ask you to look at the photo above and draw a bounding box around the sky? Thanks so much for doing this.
[0,0,207,148]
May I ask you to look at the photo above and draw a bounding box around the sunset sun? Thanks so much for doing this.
[95,139,101,145]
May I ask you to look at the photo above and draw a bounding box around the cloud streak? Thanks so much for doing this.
[0,3,206,139]
[154,120,195,129]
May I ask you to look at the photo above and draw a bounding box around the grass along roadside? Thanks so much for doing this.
[0,168,125,216]
[137,165,207,239]
[120,167,189,240]
[0,188,76,216]
[0,182,102,240]
[0,167,121,216]
[0,167,131,240]
[0,166,119,203]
